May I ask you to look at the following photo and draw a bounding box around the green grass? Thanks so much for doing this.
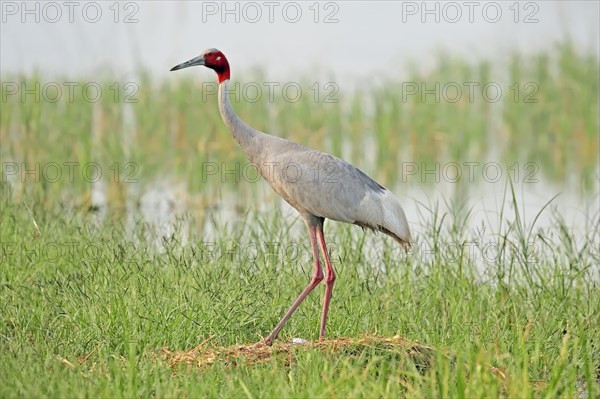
[1,179,598,397]
[1,39,599,397]
[1,40,598,206]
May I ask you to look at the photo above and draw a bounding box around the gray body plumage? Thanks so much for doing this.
[219,81,411,248]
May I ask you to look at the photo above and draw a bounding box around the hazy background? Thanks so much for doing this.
[2,1,598,85]
[1,1,599,241]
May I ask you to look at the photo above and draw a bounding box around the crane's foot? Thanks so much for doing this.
[257,334,277,346]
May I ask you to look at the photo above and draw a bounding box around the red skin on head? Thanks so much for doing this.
[204,51,231,83]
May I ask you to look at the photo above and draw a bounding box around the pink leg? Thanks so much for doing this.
[316,222,336,340]
[261,222,323,345]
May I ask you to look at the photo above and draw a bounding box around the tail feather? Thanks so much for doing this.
[355,189,411,252]
[355,222,411,252]
[379,225,411,252]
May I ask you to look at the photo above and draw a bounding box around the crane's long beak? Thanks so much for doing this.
[170,55,205,71]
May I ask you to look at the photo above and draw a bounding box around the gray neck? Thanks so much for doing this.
[218,80,259,157]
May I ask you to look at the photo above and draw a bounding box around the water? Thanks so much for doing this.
[2,2,598,88]
[119,173,598,265]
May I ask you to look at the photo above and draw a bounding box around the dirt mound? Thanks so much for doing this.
[161,335,434,370]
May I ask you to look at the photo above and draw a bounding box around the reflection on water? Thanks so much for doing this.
[120,175,599,268]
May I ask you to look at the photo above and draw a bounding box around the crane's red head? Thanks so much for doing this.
[170,48,230,83]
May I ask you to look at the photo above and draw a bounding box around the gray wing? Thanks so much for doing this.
[251,137,411,245]
[274,149,384,221]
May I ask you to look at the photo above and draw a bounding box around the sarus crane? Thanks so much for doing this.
[171,48,410,345]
